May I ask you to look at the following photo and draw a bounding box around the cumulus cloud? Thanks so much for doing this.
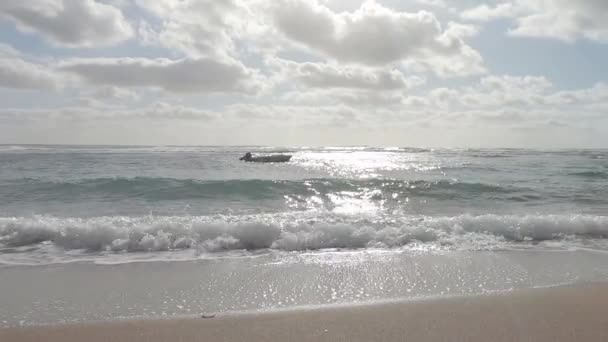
[462,1,608,42]
[225,103,368,128]
[266,57,427,107]
[281,88,406,107]
[0,43,20,58]
[123,102,217,121]
[135,0,256,58]
[0,43,64,90]
[414,0,448,8]
[270,58,424,90]
[0,103,216,123]
[479,75,552,94]
[423,75,554,109]
[91,86,140,102]
[545,83,608,105]
[2,0,607,147]
[272,0,484,77]
[0,57,62,90]
[134,0,483,77]
[0,0,133,47]
[60,57,263,94]
[405,74,608,131]
[461,3,520,22]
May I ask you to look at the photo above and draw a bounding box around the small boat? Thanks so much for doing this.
[239,152,292,163]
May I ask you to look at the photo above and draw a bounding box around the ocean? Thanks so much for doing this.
[2,145,608,326]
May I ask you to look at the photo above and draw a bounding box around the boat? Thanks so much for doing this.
[239,152,292,163]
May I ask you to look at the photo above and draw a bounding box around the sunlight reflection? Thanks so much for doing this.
[293,151,443,179]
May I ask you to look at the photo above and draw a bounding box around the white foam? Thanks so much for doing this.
[1,214,608,261]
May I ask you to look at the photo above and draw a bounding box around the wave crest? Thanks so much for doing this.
[2,214,608,254]
[3,178,523,203]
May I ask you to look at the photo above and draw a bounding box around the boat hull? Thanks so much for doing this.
[245,155,292,163]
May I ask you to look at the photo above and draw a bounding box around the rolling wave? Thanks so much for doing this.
[1,177,524,202]
[1,214,607,255]
[568,171,608,179]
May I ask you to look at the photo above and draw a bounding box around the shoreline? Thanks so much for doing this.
[3,282,608,342]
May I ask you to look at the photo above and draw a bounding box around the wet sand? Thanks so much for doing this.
[2,283,608,342]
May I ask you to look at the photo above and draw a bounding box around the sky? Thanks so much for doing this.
[0,0,607,147]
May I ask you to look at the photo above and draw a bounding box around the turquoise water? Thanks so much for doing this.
[1,145,608,264]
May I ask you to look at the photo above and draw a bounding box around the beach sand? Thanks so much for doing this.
[2,283,608,342]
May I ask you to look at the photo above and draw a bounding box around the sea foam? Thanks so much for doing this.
[2,214,607,255]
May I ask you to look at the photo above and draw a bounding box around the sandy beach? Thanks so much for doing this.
[3,283,608,342]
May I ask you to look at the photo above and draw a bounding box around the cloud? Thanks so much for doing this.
[462,1,608,42]
[270,58,424,90]
[60,57,263,94]
[0,43,20,58]
[461,3,519,22]
[266,57,427,108]
[135,0,255,58]
[479,75,552,93]
[423,75,554,109]
[545,83,608,105]
[0,0,133,47]
[0,103,217,123]
[272,0,484,77]
[0,57,62,90]
[134,0,483,78]
[225,103,367,128]
[414,0,448,8]
[90,86,140,102]
[406,75,608,130]
[122,102,217,121]
[281,88,406,107]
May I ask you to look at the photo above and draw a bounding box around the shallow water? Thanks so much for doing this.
[2,249,608,327]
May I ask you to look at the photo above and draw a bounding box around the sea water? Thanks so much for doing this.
[2,145,608,326]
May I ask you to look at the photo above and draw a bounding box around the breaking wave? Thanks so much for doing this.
[1,214,608,255]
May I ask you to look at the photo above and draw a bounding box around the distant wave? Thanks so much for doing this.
[2,214,608,255]
[1,177,523,203]
[568,171,608,179]
[0,145,53,152]
[3,145,607,158]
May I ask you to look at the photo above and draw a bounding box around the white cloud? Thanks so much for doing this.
[0,0,133,48]
[414,0,448,8]
[0,43,20,58]
[408,26,484,77]
[403,75,608,131]
[1,0,607,147]
[91,86,140,102]
[479,75,552,94]
[0,57,62,90]
[135,0,257,59]
[462,1,608,42]
[461,3,519,22]
[270,58,424,90]
[272,0,484,77]
[60,57,263,94]
[545,83,608,105]
[422,75,554,109]
[266,57,427,108]
[133,0,483,78]
[224,103,372,129]
[281,88,406,107]
[0,44,64,90]
[0,103,217,123]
